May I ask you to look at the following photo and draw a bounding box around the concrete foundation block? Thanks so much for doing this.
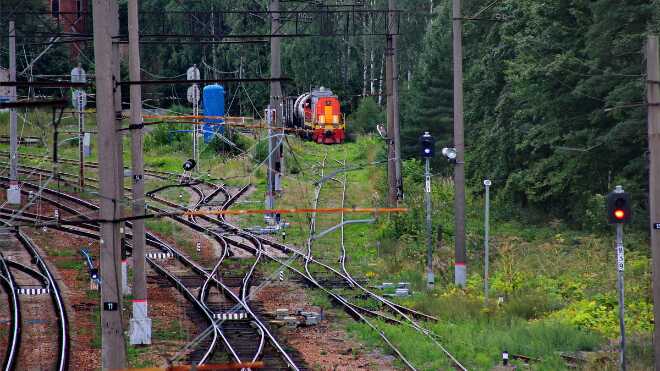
[129,301,151,345]
[6,186,20,205]
[303,312,321,326]
[395,288,410,297]
[283,316,298,329]
[129,317,152,345]
[276,308,289,319]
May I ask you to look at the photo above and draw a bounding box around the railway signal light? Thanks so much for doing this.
[90,268,99,281]
[182,158,196,171]
[420,132,435,158]
[607,189,631,224]
[441,147,457,163]
[122,245,131,260]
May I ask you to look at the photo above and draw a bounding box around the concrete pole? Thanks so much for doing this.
[127,0,151,345]
[265,106,275,219]
[91,0,127,368]
[193,91,199,170]
[425,158,434,288]
[78,92,85,189]
[211,6,218,80]
[109,0,128,299]
[452,0,467,287]
[386,1,397,207]
[388,0,402,202]
[269,0,283,214]
[7,21,20,205]
[645,35,660,371]
[483,180,491,302]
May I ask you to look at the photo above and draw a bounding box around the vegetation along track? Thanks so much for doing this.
[335,154,467,370]
[303,152,422,369]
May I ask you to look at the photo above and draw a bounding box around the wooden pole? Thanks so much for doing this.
[91,0,127,368]
[645,35,660,371]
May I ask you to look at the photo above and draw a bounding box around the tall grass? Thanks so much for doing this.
[348,318,601,371]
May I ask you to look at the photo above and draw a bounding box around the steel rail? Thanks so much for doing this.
[151,193,299,369]
[337,164,467,370]
[5,178,276,368]
[0,188,231,367]
[5,166,429,325]
[10,176,401,368]
[168,184,257,365]
[11,226,69,371]
[4,260,50,286]
[7,164,440,366]
[0,253,20,371]
[151,185,413,326]
[0,150,224,186]
[145,257,234,365]
[304,153,417,370]
[193,189,254,362]
[145,178,298,368]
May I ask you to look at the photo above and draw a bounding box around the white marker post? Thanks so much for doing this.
[71,64,87,188]
[187,65,201,170]
[483,179,491,303]
[6,22,20,205]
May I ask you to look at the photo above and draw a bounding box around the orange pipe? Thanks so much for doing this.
[181,207,408,217]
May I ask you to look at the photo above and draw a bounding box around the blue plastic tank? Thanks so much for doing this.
[202,84,225,143]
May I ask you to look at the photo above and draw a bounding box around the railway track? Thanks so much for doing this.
[335,157,467,370]
[0,221,69,371]
[0,252,20,371]
[0,150,221,186]
[149,177,304,369]
[301,152,418,369]
[4,161,464,368]
[0,136,42,146]
[0,175,304,369]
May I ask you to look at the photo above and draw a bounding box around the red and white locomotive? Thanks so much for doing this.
[283,87,345,144]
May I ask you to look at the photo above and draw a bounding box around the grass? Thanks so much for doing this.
[152,319,188,341]
[348,317,601,370]
[127,345,156,368]
[86,289,100,300]
[56,259,85,270]
[91,308,101,349]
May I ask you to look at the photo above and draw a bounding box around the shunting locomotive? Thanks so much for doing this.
[283,87,345,144]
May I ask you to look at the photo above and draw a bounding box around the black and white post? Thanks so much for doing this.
[615,215,626,371]
[420,132,435,288]
[607,185,631,371]
[187,64,200,169]
[265,106,275,223]
[483,179,491,303]
[71,64,87,189]
[6,21,20,205]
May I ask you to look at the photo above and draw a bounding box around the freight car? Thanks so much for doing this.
[283,87,345,144]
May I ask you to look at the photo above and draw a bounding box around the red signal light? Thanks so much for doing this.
[614,209,625,220]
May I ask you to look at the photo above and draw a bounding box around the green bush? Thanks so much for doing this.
[145,122,190,152]
[503,291,564,320]
[253,138,269,164]
[202,130,251,156]
[347,97,385,135]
